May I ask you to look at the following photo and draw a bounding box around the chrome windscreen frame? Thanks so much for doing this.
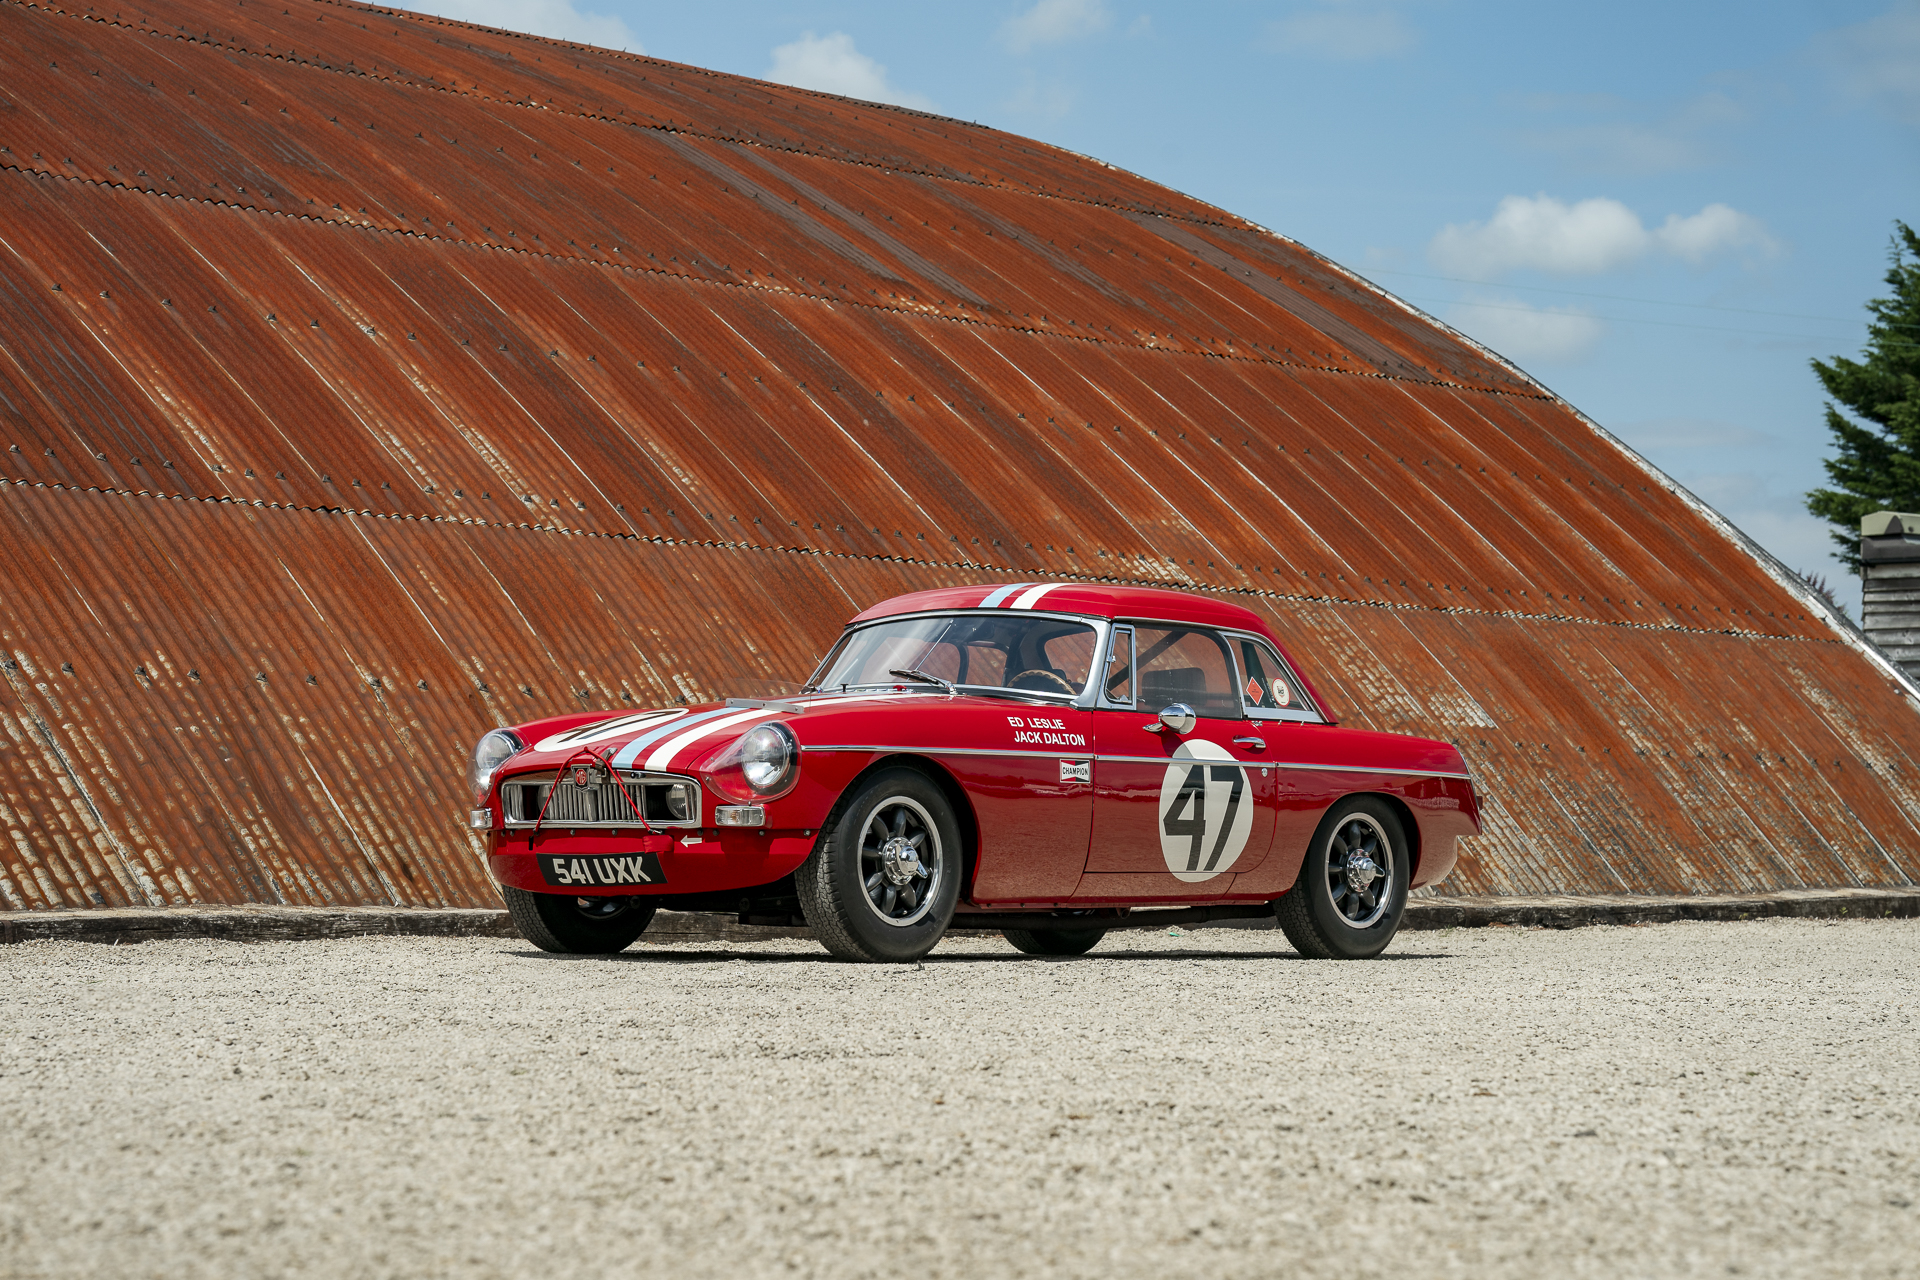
[498,770,703,829]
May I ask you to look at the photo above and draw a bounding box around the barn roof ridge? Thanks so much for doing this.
[0,161,1554,399]
[5,0,1249,231]
[0,475,1834,646]
[316,0,994,131]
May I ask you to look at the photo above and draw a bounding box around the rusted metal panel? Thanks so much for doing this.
[0,0,1915,911]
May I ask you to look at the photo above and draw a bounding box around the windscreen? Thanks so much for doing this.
[810,614,1100,699]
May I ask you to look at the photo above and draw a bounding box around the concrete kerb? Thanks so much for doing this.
[3,888,1916,945]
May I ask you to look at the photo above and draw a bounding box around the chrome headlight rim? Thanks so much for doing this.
[736,722,798,796]
[468,728,525,804]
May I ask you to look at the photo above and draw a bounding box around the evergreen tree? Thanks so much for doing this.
[1806,221,1920,572]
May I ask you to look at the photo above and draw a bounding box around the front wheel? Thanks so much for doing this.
[796,768,962,963]
[1275,798,1408,959]
[503,885,656,954]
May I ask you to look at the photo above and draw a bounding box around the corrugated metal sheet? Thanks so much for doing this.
[1,0,1914,909]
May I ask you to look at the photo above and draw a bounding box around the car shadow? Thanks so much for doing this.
[497,945,1454,965]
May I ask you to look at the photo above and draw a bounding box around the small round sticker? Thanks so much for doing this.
[1271,678,1292,707]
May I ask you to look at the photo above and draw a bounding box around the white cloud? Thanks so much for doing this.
[1516,93,1745,175]
[766,33,934,111]
[1816,1,1920,128]
[1003,71,1077,121]
[1429,195,1778,278]
[422,0,636,49]
[1444,296,1604,364]
[1001,0,1113,52]
[1653,204,1774,265]
[1264,4,1415,61]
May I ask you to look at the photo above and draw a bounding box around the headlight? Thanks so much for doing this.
[468,729,524,803]
[739,725,796,792]
[703,722,800,801]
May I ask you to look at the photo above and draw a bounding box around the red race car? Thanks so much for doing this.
[468,584,1480,962]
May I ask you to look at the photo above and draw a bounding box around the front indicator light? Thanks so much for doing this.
[715,805,766,827]
[469,808,494,831]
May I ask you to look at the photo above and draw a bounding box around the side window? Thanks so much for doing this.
[1102,626,1134,705]
[1133,626,1242,719]
[1043,630,1096,685]
[1234,636,1322,722]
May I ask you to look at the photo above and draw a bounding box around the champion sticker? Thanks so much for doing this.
[1157,740,1254,883]
[1271,678,1292,707]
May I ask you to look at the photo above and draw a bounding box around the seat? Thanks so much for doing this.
[1140,666,1207,707]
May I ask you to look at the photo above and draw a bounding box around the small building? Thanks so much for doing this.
[1862,512,1920,681]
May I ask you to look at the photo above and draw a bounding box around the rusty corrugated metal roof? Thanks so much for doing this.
[1,0,1915,910]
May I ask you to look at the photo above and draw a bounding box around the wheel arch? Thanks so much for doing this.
[831,752,980,889]
[1352,790,1423,882]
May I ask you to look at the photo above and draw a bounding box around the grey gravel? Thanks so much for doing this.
[2,919,1916,1279]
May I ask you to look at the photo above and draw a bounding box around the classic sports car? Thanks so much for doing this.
[468,584,1480,962]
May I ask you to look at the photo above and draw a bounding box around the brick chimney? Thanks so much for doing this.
[1862,511,1920,679]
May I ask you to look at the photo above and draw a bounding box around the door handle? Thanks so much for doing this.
[1232,736,1267,752]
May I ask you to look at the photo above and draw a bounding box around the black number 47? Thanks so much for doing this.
[1163,764,1245,872]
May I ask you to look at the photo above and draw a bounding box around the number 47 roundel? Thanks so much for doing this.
[1158,740,1256,882]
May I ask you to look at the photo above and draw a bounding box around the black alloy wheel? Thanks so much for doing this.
[1275,797,1409,960]
[796,767,963,963]
[503,884,657,954]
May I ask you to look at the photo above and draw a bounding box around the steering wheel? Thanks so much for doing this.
[1007,669,1077,695]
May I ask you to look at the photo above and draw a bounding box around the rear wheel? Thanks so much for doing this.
[1275,798,1408,960]
[503,884,656,954]
[1002,926,1106,956]
[797,768,962,963]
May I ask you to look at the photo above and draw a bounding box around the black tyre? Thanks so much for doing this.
[796,767,962,963]
[1275,797,1408,960]
[1002,927,1106,956]
[503,884,656,954]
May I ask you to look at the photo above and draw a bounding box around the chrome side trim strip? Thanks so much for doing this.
[1095,753,1473,779]
[800,744,1470,779]
[803,745,1093,761]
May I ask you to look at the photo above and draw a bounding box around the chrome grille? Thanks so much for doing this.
[500,772,698,827]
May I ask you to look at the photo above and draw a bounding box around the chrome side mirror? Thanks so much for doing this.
[1157,703,1197,735]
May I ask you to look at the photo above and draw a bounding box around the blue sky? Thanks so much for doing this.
[431,0,1919,611]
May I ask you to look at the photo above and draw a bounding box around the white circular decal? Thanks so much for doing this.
[1158,740,1255,883]
[532,709,685,755]
[1271,678,1292,707]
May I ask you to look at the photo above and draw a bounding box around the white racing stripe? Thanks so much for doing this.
[643,708,775,771]
[1010,582,1067,610]
[532,710,684,755]
[978,583,1034,608]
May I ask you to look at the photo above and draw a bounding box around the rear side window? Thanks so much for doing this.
[1132,626,1242,719]
[1233,635,1323,722]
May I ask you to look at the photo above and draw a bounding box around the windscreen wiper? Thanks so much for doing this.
[889,667,956,695]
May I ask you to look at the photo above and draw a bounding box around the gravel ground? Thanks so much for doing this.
[2,918,1916,1280]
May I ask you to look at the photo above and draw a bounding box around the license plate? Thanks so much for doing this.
[537,853,665,888]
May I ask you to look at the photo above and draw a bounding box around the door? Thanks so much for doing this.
[1076,624,1277,899]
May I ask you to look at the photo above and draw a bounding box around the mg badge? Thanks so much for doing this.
[571,765,595,789]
